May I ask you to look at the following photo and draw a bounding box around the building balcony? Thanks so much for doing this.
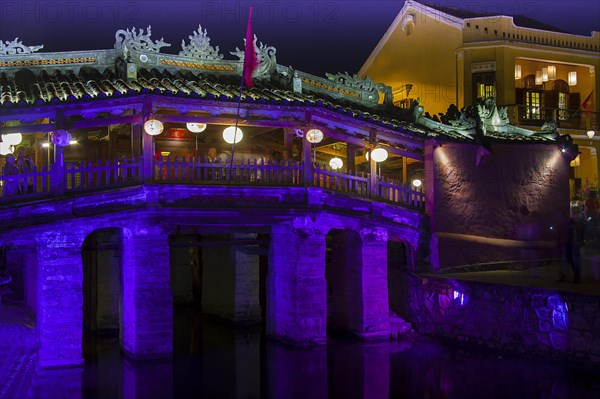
[504,105,599,131]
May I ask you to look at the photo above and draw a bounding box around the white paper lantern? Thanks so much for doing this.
[587,130,595,139]
[187,122,207,133]
[370,148,388,162]
[329,157,343,170]
[144,119,164,136]
[306,128,324,143]
[0,142,13,156]
[412,179,422,188]
[1,133,22,146]
[223,126,243,144]
[51,130,72,147]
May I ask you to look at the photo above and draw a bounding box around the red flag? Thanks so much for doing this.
[581,90,594,112]
[243,5,258,87]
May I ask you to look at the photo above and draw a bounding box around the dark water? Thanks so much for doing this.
[14,308,600,399]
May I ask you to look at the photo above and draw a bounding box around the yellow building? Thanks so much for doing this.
[360,0,600,195]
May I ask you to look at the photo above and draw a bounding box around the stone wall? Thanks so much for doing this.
[401,274,600,370]
[426,141,570,269]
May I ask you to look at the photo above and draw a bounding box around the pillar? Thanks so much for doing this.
[302,136,313,186]
[37,230,85,368]
[202,233,261,325]
[51,143,65,195]
[141,124,154,183]
[357,227,390,339]
[347,143,359,173]
[131,123,142,164]
[121,225,172,359]
[283,128,294,161]
[267,218,326,344]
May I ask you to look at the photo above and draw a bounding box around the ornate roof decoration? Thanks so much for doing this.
[476,98,535,136]
[409,97,551,141]
[114,26,171,54]
[231,34,277,79]
[0,38,43,56]
[326,72,375,91]
[179,25,223,60]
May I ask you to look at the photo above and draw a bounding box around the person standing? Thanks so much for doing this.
[557,218,582,283]
[2,154,21,197]
[584,191,600,243]
[16,146,34,194]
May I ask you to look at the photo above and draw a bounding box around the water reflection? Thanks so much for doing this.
[19,308,600,399]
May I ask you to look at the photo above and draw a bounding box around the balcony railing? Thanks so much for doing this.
[504,105,599,131]
[0,156,425,211]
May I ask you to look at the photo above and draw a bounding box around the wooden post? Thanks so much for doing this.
[302,137,313,186]
[283,128,294,161]
[140,101,154,183]
[346,143,358,174]
[369,152,377,199]
[402,156,407,185]
[52,144,65,195]
[131,123,142,160]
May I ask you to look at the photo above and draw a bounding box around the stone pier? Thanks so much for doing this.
[267,220,327,344]
[37,229,85,368]
[121,225,173,359]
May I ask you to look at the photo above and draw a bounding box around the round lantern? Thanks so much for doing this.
[0,142,13,156]
[587,130,595,140]
[51,130,72,147]
[1,133,22,146]
[306,128,324,144]
[412,179,422,188]
[223,126,243,144]
[329,157,343,170]
[187,122,207,133]
[144,119,164,136]
[370,148,388,162]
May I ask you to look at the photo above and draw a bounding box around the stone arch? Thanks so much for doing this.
[387,237,412,318]
[82,226,125,360]
[325,228,363,336]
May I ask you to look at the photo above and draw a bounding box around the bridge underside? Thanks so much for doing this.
[0,184,426,368]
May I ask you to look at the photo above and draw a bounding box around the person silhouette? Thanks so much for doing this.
[16,146,34,193]
[2,154,21,196]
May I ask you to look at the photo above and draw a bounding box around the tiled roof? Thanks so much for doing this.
[0,66,555,144]
[0,66,435,137]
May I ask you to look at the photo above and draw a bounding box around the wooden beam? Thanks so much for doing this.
[0,124,55,134]
[153,113,300,129]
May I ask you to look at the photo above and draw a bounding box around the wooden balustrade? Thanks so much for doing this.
[0,164,52,199]
[155,156,303,185]
[377,177,425,209]
[66,158,142,191]
[313,164,369,196]
[0,155,426,212]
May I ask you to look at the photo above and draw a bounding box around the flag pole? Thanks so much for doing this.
[228,5,256,183]
[228,69,245,183]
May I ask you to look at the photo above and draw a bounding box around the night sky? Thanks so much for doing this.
[0,0,598,77]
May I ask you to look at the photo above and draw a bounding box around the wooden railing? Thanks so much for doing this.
[313,164,369,196]
[155,156,303,185]
[504,105,599,131]
[0,155,426,212]
[377,177,425,209]
[0,164,52,198]
[66,158,142,191]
